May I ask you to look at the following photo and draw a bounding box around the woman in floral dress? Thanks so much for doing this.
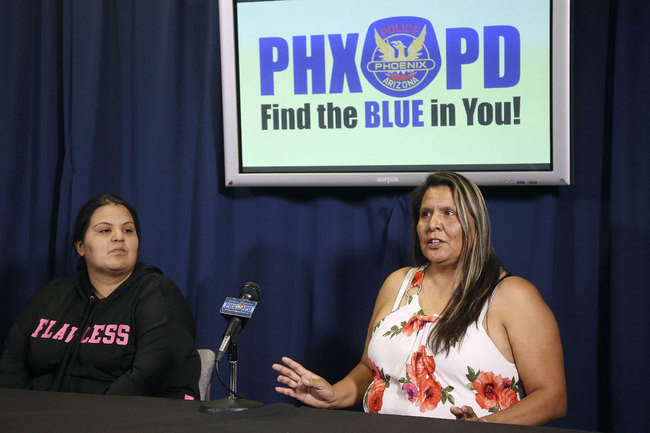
[273,172,566,425]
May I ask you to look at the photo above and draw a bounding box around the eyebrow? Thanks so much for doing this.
[92,221,135,228]
[420,204,457,210]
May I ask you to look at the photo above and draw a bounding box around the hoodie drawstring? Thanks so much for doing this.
[51,295,97,392]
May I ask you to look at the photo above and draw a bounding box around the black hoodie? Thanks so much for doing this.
[0,263,200,399]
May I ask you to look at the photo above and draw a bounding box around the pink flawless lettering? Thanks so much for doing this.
[30,319,130,345]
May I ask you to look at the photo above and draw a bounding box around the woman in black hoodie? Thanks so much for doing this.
[0,194,200,399]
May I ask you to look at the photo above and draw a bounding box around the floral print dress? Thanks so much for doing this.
[364,266,523,419]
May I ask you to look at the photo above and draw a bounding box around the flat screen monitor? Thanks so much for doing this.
[219,0,572,186]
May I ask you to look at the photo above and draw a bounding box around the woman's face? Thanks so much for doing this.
[417,186,465,268]
[75,204,139,278]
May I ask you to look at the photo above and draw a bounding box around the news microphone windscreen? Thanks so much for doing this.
[240,282,261,301]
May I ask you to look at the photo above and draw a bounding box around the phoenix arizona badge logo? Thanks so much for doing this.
[361,16,441,97]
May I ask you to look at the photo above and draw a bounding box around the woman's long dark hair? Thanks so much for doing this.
[411,172,503,354]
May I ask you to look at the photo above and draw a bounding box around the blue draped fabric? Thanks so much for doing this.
[1,1,648,432]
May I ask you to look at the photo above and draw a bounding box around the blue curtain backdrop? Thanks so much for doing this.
[1,1,648,432]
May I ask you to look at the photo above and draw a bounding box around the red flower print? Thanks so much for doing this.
[404,345,442,411]
[497,377,519,409]
[416,378,443,412]
[366,359,386,413]
[473,371,501,409]
[366,379,385,413]
[498,387,519,409]
[411,269,424,288]
[401,314,437,336]
[407,345,436,382]
[465,367,522,412]
[471,371,520,411]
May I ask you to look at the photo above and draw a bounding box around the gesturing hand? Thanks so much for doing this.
[272,356,336,409]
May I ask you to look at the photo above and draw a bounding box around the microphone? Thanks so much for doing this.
[215,282,261,362]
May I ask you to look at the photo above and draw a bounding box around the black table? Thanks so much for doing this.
[0,388,591,433]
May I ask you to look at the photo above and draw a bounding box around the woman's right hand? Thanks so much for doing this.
[272,356,336,408]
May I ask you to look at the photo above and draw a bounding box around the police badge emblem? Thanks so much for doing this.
[361,16,441,98]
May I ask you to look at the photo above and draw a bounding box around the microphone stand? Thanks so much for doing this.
[199,341,263,413]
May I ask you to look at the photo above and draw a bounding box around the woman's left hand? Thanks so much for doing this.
[450,405,485,421]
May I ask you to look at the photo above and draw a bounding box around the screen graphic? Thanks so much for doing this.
[221,0,571,186]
